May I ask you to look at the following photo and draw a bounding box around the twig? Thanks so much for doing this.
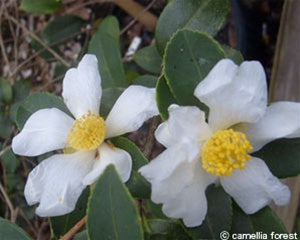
[0,145,12,157]
[143,116,161,158]
[5,14,70,68]
[19,208,38,238]
[116,0,158,33]
[0,3,13,81]
[65,0,104,14]
[0,181,17,222]
[59,216,87,240]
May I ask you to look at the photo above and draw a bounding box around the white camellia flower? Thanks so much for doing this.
[139,59,300,227]
[12,54,158,217]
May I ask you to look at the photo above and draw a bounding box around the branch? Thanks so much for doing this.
[114,0,158,32]
[59,216,87,240]
[5,14,70,68]
[143,116,161,158]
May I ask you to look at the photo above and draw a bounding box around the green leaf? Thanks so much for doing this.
[13,79,32,102]
[0,77,12,103]
[252,138,300,178]
[222,45,244,64]
[100,88,124,118]
[131,75,157,88]
[0,217,32,240]
[0,113,13,139]
[1,149,19,173]
[133,46,162,74]
[230,202,254,234]
[110,137,148,170]
[5,173,24,192]
[156,75,177,120]
[88,16,126,88]
[155,0,229,55]
[87,165,143,240]
[250,207,287,233]
[20,0,62,14]
[145,201,167,220]
[164,30,225,110]
[16,92,71,130]
[31,16,84,60]
[42,16,84,45]
[231,203,287,234]
[187,185,232,239]
[125,170,151,199]
[51,188,89,239]
[111,137,151,199]
[147,219,191,240]
[10,80,32,122]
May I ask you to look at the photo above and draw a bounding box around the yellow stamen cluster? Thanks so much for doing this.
[67,111,106,150]
[201,129,253,177]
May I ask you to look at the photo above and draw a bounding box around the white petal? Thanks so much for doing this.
[154,122,176,148]
[220,157,290,214]
[62,54,102,118]
[83,143,132,185]
[162,168,211,227]
[139,144,189,183]
[24,151,95,217]
[235,101,300,152]
[139,145,216,227]
[12,108,74,156]
[168,104,212,144]
[194,59,267,131]
[105,85,158,138]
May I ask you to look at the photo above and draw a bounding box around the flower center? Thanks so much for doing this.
[201,129,253,177]
[67,111,106,150]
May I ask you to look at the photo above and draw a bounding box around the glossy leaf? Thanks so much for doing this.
[253,138,300,178]
[133,46,162,74]
[125,170,151,199]
[110,137,148,170]
[0,78,12,103]
[10,80,32,122]
[250,207,287,233]
[131,75,157,88]
[147,219,191,240]
[145,201,167,220]
[187,185,232,239]
[0,217,32,240]
[20,0,62,14]
[0,113,13,139]
[164,30,225,110]
[12,79,32,102]
[88,16,126,88]
[51,188,89,239]
[31,16,84,59]
[111,136,151,199]
[155,0,229,55]
[100,88,124,118]
[87,165,143,240]
[16,92,71,130]
[222,45,244,64]
[42,16,84,45]
[156,75,177,120]
[1,149,19,173]
[231,203,287,234]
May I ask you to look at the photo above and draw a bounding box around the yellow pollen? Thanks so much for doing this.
[67,111,106,150]
[201,129,253,177]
